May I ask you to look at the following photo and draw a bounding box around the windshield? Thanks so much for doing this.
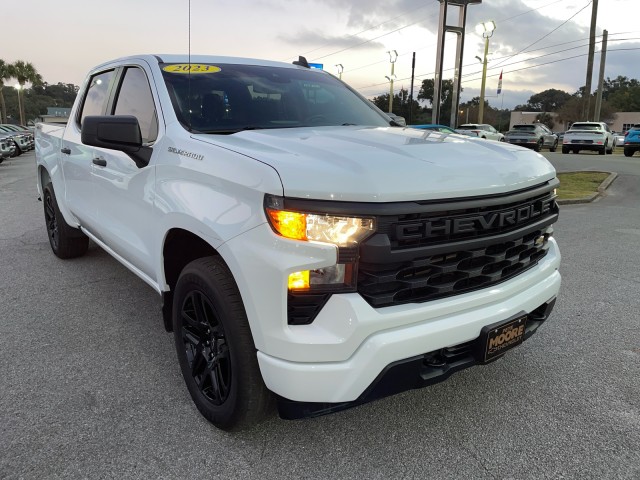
[456,125,479,130]
[160,63,390,133]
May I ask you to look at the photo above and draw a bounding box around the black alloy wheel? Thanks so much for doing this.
[44,188,60,251]
[42,183,89,259]
[173,257,274,430]
[180,290,231,406]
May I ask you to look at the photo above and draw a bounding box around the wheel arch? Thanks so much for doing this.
[160,227,226,332]
[38,165,52,198]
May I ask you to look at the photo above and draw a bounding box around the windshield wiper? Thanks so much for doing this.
[201,126,264,134]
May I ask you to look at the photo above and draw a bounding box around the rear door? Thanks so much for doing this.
[61,69,117,231]
[90,63,162,278]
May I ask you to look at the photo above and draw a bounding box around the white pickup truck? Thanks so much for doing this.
[561,121,615,155]
[35,54,561,430]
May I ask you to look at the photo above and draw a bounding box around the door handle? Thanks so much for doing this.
[61,147,71,154]
[92,157,107,167]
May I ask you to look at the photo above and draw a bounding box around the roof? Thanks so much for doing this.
[92,54,300,72]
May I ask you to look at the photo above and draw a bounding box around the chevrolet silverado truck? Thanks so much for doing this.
[35,54,561,430]
[561,121,615,155]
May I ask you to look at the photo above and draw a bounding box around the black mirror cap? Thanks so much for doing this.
[81,115,142,153]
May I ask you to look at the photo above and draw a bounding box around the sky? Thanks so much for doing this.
[4,0,639,110]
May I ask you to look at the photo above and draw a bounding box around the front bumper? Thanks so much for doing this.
[278,298,556,419]
[257,246,559,401]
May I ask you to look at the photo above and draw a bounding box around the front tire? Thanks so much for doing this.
[43,183,89,259]
[173,256,274,430]
[550,140,558,153]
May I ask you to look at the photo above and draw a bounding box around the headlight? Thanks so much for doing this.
[264,194,375,292]
[264,195,374,247]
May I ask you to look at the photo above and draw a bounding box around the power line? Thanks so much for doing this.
[311,9,441,62]
[490,1,593,70]
[284,1,439,62]
[352,31,639,92]
[357,45,640,99]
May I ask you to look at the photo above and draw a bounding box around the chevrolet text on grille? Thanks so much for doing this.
[396,198,555,240]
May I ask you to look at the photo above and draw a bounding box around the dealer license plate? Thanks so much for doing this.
[479,315,527,362]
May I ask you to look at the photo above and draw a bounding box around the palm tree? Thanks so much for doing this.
[0,60,15,124]
[12,60,43,125]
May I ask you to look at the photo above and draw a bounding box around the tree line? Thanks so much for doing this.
[372,75,640,130]
[0,59,78,125]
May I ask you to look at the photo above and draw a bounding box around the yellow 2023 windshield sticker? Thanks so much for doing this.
[162,64,221,74]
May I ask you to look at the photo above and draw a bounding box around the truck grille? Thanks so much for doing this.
[284,180,559,323]
[357,182,558,308]
[358,227,551,308]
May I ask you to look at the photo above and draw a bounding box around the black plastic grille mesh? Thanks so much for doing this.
[358,228,551,308]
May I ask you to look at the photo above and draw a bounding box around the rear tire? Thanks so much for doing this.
[550,140,558,153]
[173,256,274,431]
[534,139,543,152]
[43,182,89,259]
[624,148,635,157]
[599,144,606,155]
[562,146,569,154]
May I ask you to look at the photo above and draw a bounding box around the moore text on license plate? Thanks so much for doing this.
[479,316,527,362]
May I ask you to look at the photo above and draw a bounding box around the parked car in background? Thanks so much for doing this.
[504,123,558,152]
[456,123,504,141]
[0,130,26,156]
[0,125,34,150]
[0,135,15,163]
[614,132,625,147]
[623,125,640,157]
[562,122,614,155]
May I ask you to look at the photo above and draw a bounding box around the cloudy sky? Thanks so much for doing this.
[5,0,639,109]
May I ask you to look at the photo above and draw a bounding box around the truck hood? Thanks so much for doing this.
[193,126,556,202]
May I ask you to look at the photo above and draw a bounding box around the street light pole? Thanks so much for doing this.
[335,64,344,80]
[386,50,398,113]
[15,85,24,125]
[476,20,496,123]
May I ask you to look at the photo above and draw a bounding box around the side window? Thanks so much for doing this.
[79,70,115,125]
[113,67,158,143]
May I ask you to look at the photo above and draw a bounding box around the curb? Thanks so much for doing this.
[557,171,618,205]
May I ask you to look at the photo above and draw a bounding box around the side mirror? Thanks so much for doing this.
[81,115,142,153]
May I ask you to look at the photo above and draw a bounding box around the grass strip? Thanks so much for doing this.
[557,172,609,200]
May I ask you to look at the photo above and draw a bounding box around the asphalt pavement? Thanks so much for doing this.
[1,151,639,479]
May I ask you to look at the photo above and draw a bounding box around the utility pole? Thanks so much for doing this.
[477,21,496,123]
[594,29,608,121]
[385,50,398,113]
[582,0,598,120]
[409,52,416,125]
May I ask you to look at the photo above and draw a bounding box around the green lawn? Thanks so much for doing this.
[557,172,610,200]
